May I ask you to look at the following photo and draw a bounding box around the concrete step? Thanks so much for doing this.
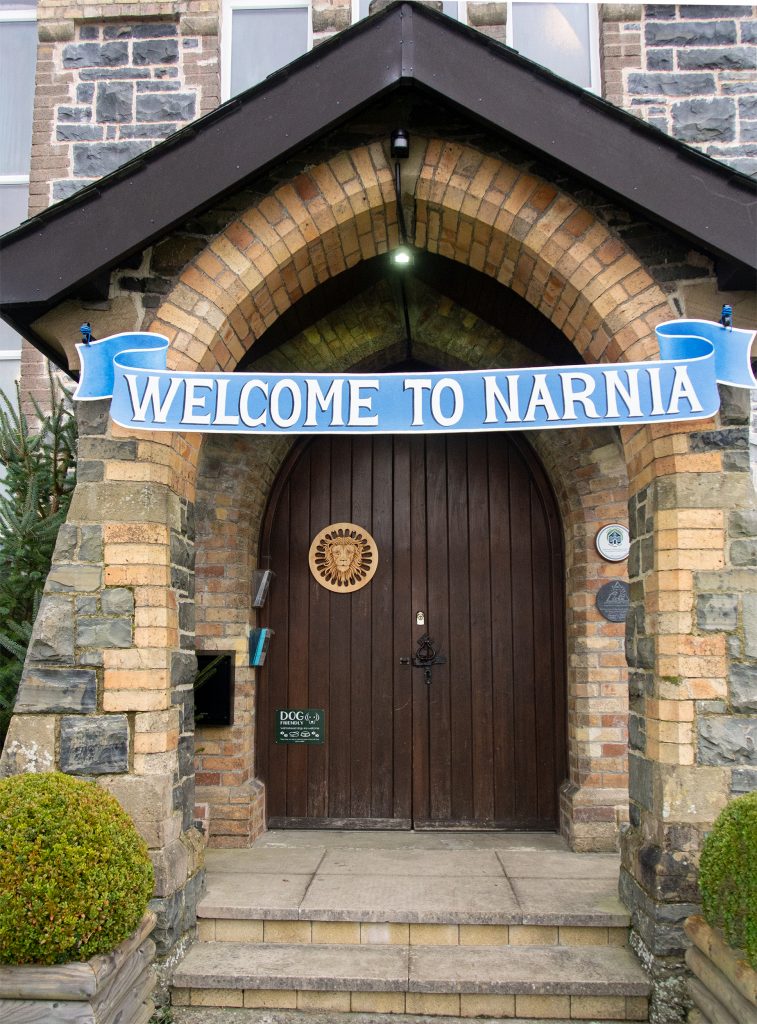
[197,917,630,948]
[172,940,650,1019]
[173,1011,641,1024]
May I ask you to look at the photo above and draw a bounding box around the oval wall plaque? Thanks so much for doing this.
[309,522,378,593]
[596,580,631,622]
[596,523,630,562]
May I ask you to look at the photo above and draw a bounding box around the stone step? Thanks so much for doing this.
[173,1010,641,1024]
[198,857,630,931]
[172,941,650,1019]
[197,917,630,948]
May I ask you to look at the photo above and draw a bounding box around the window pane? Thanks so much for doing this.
[358,0,371,18]
[442,2,458,18]
[0,20,37,174]
[512,3,591,89]
[231,7,309,96]
[0,182,29,234]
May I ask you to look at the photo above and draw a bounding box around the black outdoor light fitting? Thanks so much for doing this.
[390,128,410,159]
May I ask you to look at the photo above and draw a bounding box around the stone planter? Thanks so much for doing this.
[684,915,757,1024]
[0,911,156,1024]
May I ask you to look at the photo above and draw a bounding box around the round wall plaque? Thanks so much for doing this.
[309,522,378,593]
[595,523,630,562]
[596,580,631,622]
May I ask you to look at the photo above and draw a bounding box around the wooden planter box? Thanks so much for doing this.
[0,911,156,1024]
[684,915,757,1024]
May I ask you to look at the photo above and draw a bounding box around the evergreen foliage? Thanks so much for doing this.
[698,792,757,968]
[0,772,153,964]
[0,373,77,747]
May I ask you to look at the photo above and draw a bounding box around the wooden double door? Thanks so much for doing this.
[258,433,566,829]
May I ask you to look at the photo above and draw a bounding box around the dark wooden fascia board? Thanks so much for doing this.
[0,2,754,332]
[0,10,406,309]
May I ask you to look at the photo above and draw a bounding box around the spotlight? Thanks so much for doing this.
[390,129,410,159]
[392,247,411,266]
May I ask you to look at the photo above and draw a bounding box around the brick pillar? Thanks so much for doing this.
[620,392,757,1024]
[0,398,204,963]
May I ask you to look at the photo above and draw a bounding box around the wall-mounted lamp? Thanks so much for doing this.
[392,246,412,266]
[390,128,410,159]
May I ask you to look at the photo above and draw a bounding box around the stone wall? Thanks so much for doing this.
[614,4,757,177]
[0,398,206,961]
[31,6,218,215]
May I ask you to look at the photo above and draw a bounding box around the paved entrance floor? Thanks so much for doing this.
[200,830,627,928]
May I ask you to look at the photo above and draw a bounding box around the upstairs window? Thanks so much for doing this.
[508,2,598,92]
[223,0,311,99]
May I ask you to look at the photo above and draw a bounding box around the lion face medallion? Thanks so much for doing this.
[308,522,378,593]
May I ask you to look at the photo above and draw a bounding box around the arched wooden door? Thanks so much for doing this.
[258,433,566,829]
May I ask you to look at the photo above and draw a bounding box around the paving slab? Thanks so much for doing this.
[408,944,650,995]
[318,849,504,876]
[199,874,311,920]
[510,878,629,926]
[206,848,325,875]
[174,941,409,992]
[299,874,521,923]
[498,850,620,879]
[254,830,567,851]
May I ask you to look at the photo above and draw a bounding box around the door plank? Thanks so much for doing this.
[424,436,452,821]
[410,437,430,823]
[467,435,495,823]
[446,434,473,822]
[392,436,414,820]
[349,439,373,818]
[370,437,397,819]
[327,438,353,819]
[307,440,332,819]
[488,439,515,824]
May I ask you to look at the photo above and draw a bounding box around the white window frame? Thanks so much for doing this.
[221,0,313,102]
[0,4,36,198]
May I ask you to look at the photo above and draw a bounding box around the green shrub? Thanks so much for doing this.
[0,772,154,965]
[698,791,757,968]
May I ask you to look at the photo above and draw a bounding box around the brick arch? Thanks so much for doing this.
[150,138,672,382]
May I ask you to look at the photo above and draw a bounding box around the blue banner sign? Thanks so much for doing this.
[74,319,755,434]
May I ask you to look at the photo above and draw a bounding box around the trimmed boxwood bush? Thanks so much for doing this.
[698,791,757,968]
[0,772,154,965]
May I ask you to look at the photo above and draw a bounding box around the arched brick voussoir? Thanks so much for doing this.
[150,143,398,376]
[412,138,673,369]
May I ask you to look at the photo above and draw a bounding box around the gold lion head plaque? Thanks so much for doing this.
[308,522,378,593]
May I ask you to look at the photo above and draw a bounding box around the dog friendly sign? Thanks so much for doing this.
[74,319,755,434]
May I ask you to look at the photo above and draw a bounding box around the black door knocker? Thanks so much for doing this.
[402,632,446,685]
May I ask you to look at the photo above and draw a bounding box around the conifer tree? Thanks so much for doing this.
[0,372,77,747]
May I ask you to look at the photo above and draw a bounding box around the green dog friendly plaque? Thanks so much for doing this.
[275,709,325,744]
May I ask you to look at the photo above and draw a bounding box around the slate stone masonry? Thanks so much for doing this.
[51,21,198,202]
[621,5,757,176]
